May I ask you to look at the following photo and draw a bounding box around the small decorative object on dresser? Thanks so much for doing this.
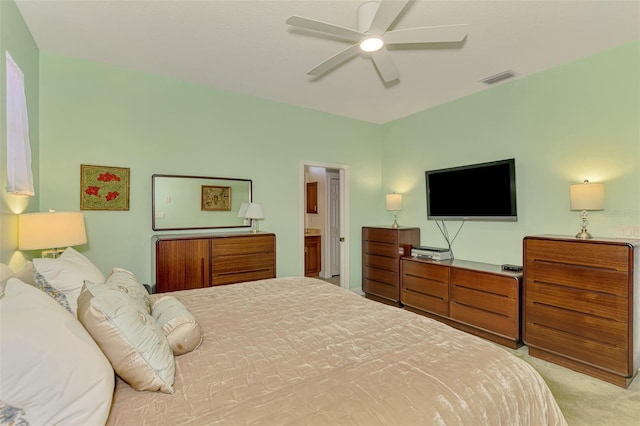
[523,235,639,387]
[362,226,420,306]
[154,232,276,293]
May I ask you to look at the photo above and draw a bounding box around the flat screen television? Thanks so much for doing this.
[425,158,517,221]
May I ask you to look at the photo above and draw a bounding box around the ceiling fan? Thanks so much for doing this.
[286,0,468,83]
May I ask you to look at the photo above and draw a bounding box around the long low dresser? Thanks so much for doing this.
[153,232,276,293]
[401,257,522,348]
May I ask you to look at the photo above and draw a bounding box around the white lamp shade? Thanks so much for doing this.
[238,203,249,218]
[386,193,402,211]
[570,181,605,211]
[244,203,264,219]
[19,211,87,250]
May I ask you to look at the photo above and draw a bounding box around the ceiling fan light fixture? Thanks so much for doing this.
[359,37,384,52]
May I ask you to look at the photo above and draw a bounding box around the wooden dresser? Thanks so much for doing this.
[401,257,522,348]
[523,235,639,387]
[154,232,276,293]
[362,226,420,306]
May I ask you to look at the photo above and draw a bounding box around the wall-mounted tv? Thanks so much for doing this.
[425,158,517,221]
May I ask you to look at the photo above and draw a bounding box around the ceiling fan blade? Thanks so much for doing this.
[367,0,410,34]
[384,24,468,44]
[307,44,362,77]
[370,48,399,83]
[286,16,363,42]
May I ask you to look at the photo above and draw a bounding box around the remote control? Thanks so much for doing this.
[501,264,523,272]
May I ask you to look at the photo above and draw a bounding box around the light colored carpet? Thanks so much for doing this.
[506,346,640,425]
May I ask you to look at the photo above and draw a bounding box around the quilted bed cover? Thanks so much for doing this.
[107,277,566,425]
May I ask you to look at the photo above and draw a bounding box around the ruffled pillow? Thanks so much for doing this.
[77,281,175,394]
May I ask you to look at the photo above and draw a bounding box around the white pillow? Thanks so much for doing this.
[77,280,175,394]
[0,278,114,425]
[0,262,35,299]
[152,295,203,356]
[33,247,105,314]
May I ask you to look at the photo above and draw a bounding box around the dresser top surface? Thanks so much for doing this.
[525,234,640,247]
[153,231,275,241]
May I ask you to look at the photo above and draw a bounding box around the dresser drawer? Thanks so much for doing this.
[525,238,630,271]
[363,227,398,243]
[526,281,628,322]
[401,260,449,316]
[401,274,448,316]
[211,235,275,256]
[211,253,275,285]
[363,279,398,301]
[363,253,398,272]
[402,259,449,283]
[525,259,629,297]
[451,268,518,298]
[364,241,400,258]
[525,320,629,374]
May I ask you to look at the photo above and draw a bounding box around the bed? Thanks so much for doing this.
[1,253,566,425]
[109,277,565,425]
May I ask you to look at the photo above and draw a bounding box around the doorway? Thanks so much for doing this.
[301,161,349,289]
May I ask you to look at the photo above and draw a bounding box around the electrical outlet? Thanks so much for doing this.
[616,225,640,238]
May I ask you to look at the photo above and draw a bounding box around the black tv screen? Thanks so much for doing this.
[425,158,517,221]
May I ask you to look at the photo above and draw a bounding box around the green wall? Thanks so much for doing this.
[5,0,638,288]
[381,41,640,265]
[38,52,383,286]
[0,0,39,270]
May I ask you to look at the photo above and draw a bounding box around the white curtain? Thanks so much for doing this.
[6,52,35,196]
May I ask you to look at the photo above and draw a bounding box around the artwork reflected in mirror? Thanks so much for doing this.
[201,185,231,211]
[152,174,251,231]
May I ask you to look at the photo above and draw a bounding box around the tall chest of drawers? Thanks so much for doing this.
[362,226,420,306]
[154,232,276,293]
[523,235,639,387]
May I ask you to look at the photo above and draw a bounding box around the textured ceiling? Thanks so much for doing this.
[15,0,640,123]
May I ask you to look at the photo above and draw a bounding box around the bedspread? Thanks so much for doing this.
[107,277,566,425]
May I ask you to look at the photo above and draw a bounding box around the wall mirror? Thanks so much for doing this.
[152,174,252,231]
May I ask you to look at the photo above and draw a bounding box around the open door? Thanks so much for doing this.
[301,161,350,289]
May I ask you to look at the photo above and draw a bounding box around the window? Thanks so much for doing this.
[6,52,34,196]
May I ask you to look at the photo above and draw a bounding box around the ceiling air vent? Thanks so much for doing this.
[481,70,516,85]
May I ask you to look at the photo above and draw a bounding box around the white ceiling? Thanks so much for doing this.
[15,0,640,124]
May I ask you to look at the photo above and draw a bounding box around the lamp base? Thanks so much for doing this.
[391,212,399,228]
[575,229,593,239]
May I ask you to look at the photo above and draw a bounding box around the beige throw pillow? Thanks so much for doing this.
[152,296,203,356]
[77,281,175,394]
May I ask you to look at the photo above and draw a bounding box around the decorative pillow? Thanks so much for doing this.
[32,270,73,314]
[32,247,105,314]
[107,267,153,313]
[77,280,175,394]
[0,278,114,425]
[152,296,203,356]
[0,400,29,425]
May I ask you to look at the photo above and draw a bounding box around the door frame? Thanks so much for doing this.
[300,161,350,289]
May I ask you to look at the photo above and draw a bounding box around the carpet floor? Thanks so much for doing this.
[506,346,639,425]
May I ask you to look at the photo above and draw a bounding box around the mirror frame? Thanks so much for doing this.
[152,174,252,231]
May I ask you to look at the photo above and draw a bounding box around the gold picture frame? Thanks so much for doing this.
[201,185,231,211]
[80,164,130,211]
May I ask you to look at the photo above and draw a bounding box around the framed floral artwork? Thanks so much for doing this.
[201,185,231,211]
[80,164,130,210]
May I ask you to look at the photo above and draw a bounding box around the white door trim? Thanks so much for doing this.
[300,161,350,289]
